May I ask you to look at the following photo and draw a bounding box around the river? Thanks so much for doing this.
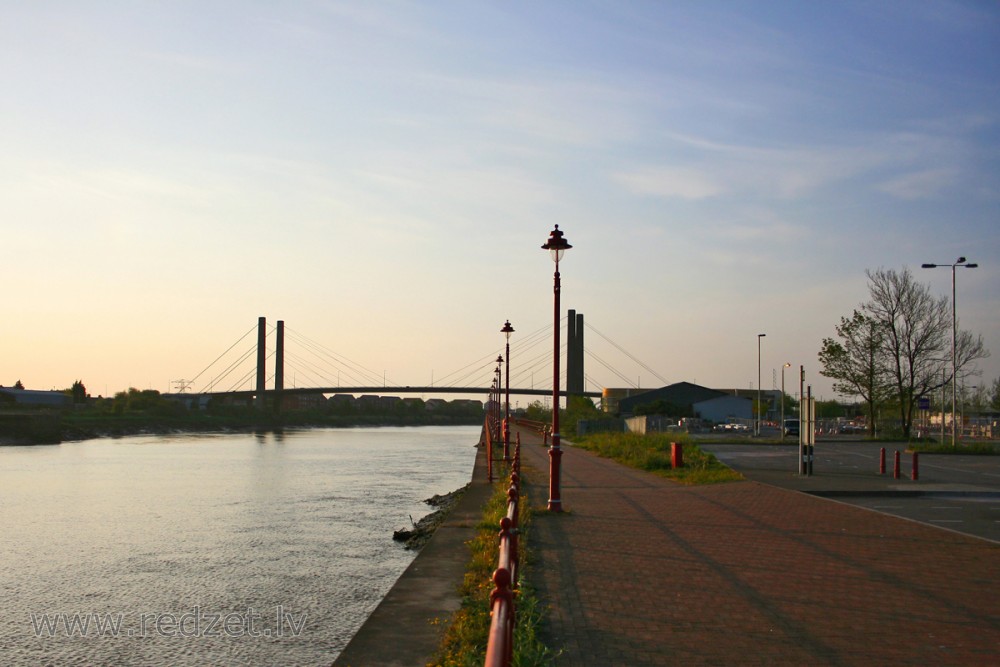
[0,425,479,666]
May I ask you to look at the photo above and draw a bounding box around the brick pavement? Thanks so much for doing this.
[513,425,1000,666]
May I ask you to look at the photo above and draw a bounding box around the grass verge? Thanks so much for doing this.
[908,441,997,455]
[430,467,553,667]
[574,432,744,484]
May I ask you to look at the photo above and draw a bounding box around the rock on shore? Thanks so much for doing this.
[392,484,469,550]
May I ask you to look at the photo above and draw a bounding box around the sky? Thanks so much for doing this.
[2,0,998,404]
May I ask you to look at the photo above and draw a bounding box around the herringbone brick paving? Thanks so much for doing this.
[513,426,1000,666]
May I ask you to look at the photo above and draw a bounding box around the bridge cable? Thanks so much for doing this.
[585,348,638,387]
[584,322,669,385]
[190,324,259,392]
[284,327,387,386]
[203,344,258,393]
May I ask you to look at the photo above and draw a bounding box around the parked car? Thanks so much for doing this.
[784,419,799,437]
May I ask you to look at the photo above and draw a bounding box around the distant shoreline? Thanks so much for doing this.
[0,410,482,446]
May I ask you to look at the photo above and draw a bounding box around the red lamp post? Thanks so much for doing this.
[542,224,571,511]
[501,320,515,461]
[495,356,503,445]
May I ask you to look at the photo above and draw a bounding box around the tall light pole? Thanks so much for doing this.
[922,257,978,449]
[757,333,766,436]
[781,362,791,441]
[501,320,514,461]
[542,225,571,512]
[495,356,503,444]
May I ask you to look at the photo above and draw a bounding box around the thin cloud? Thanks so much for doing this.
[876,168,958,200]
[613,166,723,200]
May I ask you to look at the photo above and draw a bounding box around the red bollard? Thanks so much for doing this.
[879,447,886,475]
[893,450,900,479]
[671,442,683,469]
[912,452,919,481]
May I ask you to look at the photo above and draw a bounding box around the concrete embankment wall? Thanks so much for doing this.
[331,441,490,667]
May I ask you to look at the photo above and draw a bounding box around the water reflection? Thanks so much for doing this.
[0,425,477,666]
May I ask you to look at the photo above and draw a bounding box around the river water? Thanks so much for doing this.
[0,425,479,666]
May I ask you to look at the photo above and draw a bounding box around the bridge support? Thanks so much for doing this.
[256,316,266,410]
[567,310,584,398]
[275,320,284,412]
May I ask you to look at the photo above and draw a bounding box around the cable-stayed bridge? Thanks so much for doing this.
[166,313,667,405]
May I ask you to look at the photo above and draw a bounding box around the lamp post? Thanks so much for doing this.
[756,333,766,436]
[495,356,503,445]
[781,362,791,441]
[501,320,515,461]
[542,224,571,512]
[487,375,497,483]
[922,257,978,449]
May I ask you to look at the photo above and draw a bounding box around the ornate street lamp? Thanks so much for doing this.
[922,257,978,449]
[488,375,497,483]
[542,225,571,511]
[501,320,515,461]
[495,356,503,445]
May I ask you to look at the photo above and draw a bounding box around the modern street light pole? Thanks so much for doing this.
[781,362,791,441]
[757,333,766,436]
[922,257,978,449]
[542,225,571,512]
[501,320,514,461]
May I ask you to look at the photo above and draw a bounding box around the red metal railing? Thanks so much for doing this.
[484,433,521,667]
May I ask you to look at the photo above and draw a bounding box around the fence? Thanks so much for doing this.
[483,433,522,667]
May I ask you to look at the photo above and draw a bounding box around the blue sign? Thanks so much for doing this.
[918,397,931,410]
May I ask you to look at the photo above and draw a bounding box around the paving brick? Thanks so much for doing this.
[512,425,1000,666]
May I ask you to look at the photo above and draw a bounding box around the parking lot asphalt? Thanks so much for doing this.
[701,440,1000,543]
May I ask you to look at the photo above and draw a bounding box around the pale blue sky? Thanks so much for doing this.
[2,1,998,401]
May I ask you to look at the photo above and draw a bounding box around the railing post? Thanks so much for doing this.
[485,565,514,667]
[879,447,886,475]
[893,450,901,480]
[912,452,919,481]
[507,481,519,585]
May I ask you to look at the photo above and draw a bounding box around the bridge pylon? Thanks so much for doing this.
[255,316,266,409]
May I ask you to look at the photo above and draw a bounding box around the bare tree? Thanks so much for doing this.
[862,267,988,438]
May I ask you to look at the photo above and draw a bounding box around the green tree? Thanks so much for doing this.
[70,380,88,404]
[818,310,890,436]
[991,378,1000,412]
[524,400,551,423]
[566,395,603,434]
